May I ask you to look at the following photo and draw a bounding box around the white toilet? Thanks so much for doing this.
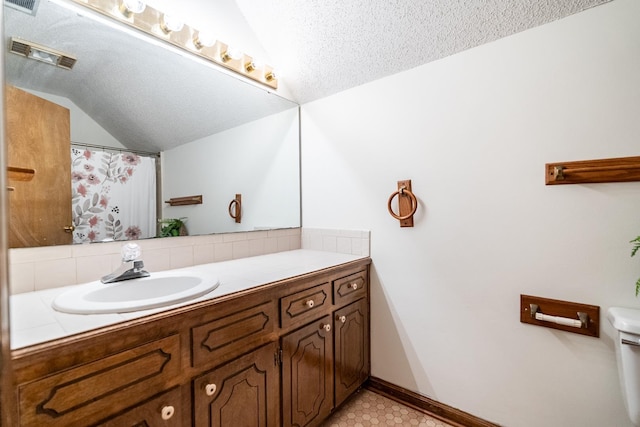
[608,307,640,426]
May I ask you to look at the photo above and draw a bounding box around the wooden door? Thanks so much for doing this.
[281,316,333,427]
[6,85,72,247]
[334,299,369,407]
[193,342,280,427]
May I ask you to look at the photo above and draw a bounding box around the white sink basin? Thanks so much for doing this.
[52,271,219,314]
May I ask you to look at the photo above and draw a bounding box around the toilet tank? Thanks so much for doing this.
[608,307,640,426]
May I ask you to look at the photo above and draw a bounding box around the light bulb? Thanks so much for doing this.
[245,59,263,73]
[119,0,145,17]
[221,47,243,62]
[161,14,184,33]
[193,30,216,49]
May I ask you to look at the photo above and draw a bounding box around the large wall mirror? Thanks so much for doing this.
[4,0,300,248]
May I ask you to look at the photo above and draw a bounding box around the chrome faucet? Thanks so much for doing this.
[101,243,150,284]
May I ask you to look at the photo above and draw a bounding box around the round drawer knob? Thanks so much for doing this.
[205,383,217,396]
[351,282,358,290]
[161,405,175,420]
[306,300,314,308]
[338,315,346,323]
[321,323,331,332]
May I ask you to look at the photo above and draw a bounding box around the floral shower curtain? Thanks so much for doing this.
[71,148,157,244]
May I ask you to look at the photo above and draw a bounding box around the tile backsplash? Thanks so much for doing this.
[301,228,370,257]
[8,227,371,295]
[9,228,301,294]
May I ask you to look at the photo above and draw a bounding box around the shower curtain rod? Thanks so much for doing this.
[71,141,161,158]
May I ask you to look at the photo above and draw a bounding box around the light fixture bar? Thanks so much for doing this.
[64,0,277,89]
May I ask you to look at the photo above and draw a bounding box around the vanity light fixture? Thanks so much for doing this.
[160,14,184,34]
[119,0,145,17]
[9,37,77,70]
[65,0,278,89]
[192,30,216,49]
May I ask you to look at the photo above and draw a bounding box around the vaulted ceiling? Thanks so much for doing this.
[4,0,612,152]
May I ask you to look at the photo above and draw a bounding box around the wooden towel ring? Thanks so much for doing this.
[228,194,242,223]
[387,186,417,221]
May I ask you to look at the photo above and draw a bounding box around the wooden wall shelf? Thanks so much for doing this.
[546,156,640,185]
[164,195,202,206]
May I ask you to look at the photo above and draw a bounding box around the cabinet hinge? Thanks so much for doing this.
[274,348,283,366]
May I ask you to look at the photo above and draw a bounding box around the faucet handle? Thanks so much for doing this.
[121,243,141,262]
[131,260,150,278]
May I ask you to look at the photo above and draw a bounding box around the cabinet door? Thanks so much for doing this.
[334,298,369,407]
[193,342,279,427]
[281,315,333,427]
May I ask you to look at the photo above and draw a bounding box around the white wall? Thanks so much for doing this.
[162,107,300,234]
[301,0,640,425]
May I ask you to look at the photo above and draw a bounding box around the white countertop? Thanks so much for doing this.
[10,250,367,350]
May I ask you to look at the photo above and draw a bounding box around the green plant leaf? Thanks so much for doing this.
[636,277,640,297]
[631,236,640,257]
[158,218,187,237]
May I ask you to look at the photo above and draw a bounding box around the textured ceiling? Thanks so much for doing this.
[4,0,612,152]
[232,0,612,104]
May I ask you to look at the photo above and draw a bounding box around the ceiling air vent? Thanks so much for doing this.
[4,0,40,15]
[9,38,30,56]
[57,55,77,70]
[9,37,77,70]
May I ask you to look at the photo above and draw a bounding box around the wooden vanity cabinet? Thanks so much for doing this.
[11,258,370,427]
[279,266,370,427]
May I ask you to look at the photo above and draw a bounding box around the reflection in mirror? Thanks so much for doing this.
[4,0,300,248]
[162,106,300,235]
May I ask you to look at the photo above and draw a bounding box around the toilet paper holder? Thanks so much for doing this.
[529,304,588,329]
[520,294,599,337]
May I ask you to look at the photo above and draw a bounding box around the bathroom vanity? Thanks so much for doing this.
[11,252,370,426]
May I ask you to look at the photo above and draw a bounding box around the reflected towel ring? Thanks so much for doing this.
[387,186,417,221]
[228,194,242,223]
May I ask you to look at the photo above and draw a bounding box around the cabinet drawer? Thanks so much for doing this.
[18,334,181,427]
[191,300,277,369]
[333,269,368,306]
[97,386,183,427]
[280,282,331,329]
